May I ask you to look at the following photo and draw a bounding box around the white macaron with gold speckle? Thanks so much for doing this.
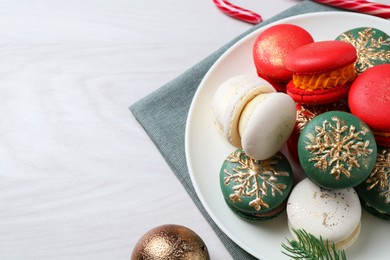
[287,178,362,250]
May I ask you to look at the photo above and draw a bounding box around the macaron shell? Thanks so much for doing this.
[213,75,264,133]
[336,27,390,73]
[284,41,357,74]
[287,178,361,249]
[253,24,314,82]
[298,111,377,189]
[240,92,296,160]
[212,75,275,145]
[348,64,390,134]
[238,94,269,138]
[222,77,276,147]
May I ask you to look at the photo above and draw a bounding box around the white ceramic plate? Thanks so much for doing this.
[185,12,390,259]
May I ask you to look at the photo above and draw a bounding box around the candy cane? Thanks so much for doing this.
[212,0,262,24]
[313,0,390,19]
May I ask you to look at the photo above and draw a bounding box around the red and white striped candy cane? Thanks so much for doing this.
[212,0,262,24]
[313,0,390,19]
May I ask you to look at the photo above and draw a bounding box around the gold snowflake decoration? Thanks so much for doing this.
[338,27,390,73]
[366,148,390,204]
[296,103,349,133]
[223,150,289,211]
[305,116,374,181]
[296,106,317,133]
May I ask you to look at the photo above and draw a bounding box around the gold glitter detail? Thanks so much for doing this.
[296,105,317,132]
[296,103,349,133]
[366,148,390,203]
[257,35,286,67]
[292,64,356,90]
[338,27,390,73]
[223,150,289,211]
[305,116,374,180]
[322,212,329,227]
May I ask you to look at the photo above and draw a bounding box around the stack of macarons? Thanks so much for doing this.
[253,24,364,164]
[283,39,359,160]
[264,25,389,245]
[212,74,297,220]
[285,26,388,248]
[287,109,378,250]
[212,23,389,250]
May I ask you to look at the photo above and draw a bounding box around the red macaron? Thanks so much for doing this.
[252,24,314,92]
[348,64,390,146]
[285,40,357,104]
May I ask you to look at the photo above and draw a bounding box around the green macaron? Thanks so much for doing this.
[220,149,293,220]
[298,111,377,189]
[355,146,390,220]
[336,27,390,73]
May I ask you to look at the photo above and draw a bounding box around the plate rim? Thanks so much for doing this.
[185,11,390,259]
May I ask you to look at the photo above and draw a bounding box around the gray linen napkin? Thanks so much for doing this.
[130,1,340,259]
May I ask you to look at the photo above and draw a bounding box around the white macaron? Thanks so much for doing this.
[287,178,362,250]
[212,75,275,147]
[238,92,296,160]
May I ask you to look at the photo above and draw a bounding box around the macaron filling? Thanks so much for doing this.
[288,221,361,250]
[228,199,287,220]
[291,63,356,91]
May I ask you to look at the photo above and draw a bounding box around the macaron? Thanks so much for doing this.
[348,64,390,147]
[298,111,377,189]
[287,101,350,162]
[212,75,296,160]
[355,146,390,220]
[238,92,296,160]
[252,24,314,92]
[220,149,293,220]
[287,178,362,250]
[285,40,357,104]
[212,75,275,145]
[336,27,390,73]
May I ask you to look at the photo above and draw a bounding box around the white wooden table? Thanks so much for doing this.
[0,1,299,259]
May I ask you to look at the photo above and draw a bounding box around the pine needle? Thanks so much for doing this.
[281,229,347,260]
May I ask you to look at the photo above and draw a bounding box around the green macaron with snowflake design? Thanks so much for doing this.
[220,148,293,220]
[355,146,390,220]
[298,111,377,189]
[336,27,390,73]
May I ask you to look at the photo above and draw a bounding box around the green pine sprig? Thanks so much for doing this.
[281,229,347,260]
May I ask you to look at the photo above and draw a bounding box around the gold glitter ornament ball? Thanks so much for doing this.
[131,224,210,260]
